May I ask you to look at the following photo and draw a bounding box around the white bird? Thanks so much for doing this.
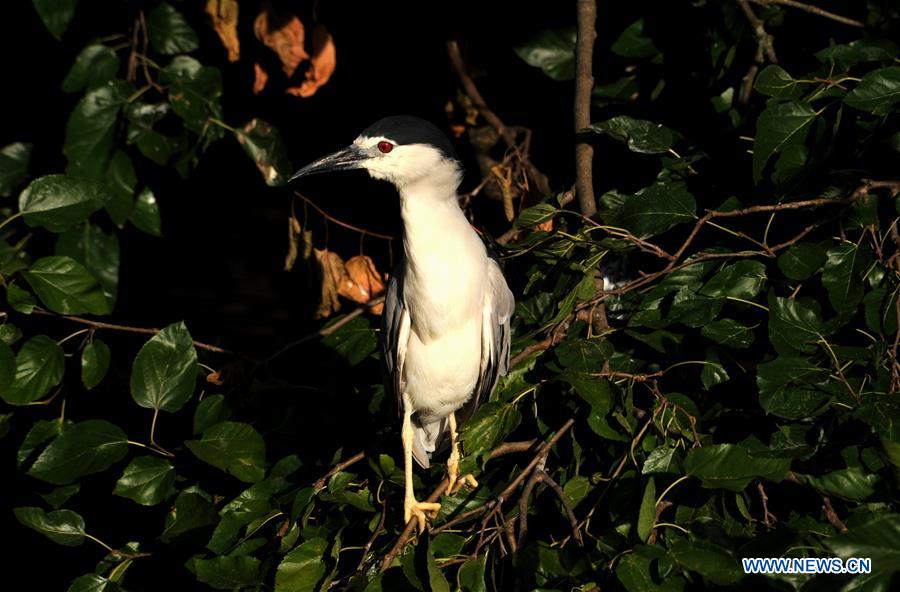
[290,116,514,532]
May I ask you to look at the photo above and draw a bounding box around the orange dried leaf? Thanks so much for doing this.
[206,371,225,386]
[253,62,269,94]
[536,219,554,232]
[314,248,345,318]
[339,255,386,314]
[286,25,336,98]
[254,10,308,77]
[206,0,240,62]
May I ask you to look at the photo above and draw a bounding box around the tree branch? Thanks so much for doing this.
[31,308,236,355]
[574,0,598,217]
[749,0,864,28]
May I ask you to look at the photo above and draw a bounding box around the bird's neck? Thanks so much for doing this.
[398,176,471,257]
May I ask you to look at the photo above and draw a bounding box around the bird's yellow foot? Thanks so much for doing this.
[446,457,479,495]
[404,496,441,534]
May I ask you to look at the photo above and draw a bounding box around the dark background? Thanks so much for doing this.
[0,1,877,588]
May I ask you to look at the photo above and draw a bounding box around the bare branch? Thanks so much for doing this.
[749,0,864,28]
[574,0,598,216]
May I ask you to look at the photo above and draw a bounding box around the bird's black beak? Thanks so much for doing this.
[289,145,367,182]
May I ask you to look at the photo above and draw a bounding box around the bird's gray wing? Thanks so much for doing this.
[471,258,515,409]
[380,262,410,418]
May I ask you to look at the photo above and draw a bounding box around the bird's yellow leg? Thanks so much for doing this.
[402,406,440,533]
[445,412,479,495]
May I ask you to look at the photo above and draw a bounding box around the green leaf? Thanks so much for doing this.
[816,39,898,65]
[699,260,767,299]
[562,475,591,506]
[778,243,825,280]
[0,322,22,345]
[611,19,659,59]
[18,419,66,468]
[2,335,64,405]
[637,477,656,541]
[684,443,789,491]
[0,142,32,197]
[236,119,292,187]
[103,151,136,227]
[19,175,111,233]
[514,203,558,229]
[147,2,199,55]
[459,402,521,457]
[161,488,216,541]
[825,514,900,572]
[130,321,198,413]
[32,0,79,40]
[191,555,261,590]
[752,100,816,182]
[67,574,119,592]
[130,187,162,237]
[643,447,683,475]
[321,316,377,367]
[27,419,128,484]
[114,456,176,506]
[757,356,832,419]
[600,182,696,238]
[64,82,128,180]
[186,421,267,482]
[81,339,110,390]
[0,342,14,394]
[700,319,755,349]
[161,57,222,133]
[23,256,111,315]
[275,537,328,592]
[822,243,870,312]
[797,467,880,501]
[55,223,120,306]
[41,483,80,509]
[458,555,487,592]
[194,394,231,434]
[62,44,119,92]
[6,282,37,314]
[587,116,675,154]
[754,65,804,98]
[668,539,741,585]
[844,67,900,115]
[514,28,576,81]
[700,347,729,389]
[14,506,84,546]
[864,287,898,334]
[767,294,824,356]
[617,550,684,592]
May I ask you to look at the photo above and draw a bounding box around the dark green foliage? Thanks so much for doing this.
[3,2,899,591]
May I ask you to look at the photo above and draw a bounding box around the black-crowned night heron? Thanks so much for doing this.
[290,116,514,532]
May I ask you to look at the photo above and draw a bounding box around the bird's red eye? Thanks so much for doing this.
[377,141,393,154]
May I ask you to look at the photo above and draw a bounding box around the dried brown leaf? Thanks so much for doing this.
[206,0,240,62]
[284,214,303,271]
[253,62,269,94]
[206,371,225,386]
[314,248,344,319]
[339,255,386,314]
[286,25,336,98]
[254,10,308,77]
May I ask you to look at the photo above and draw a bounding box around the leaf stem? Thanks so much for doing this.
[0,212,23,234]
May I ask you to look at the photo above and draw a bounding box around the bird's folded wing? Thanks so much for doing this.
[380,264,409,417]
[472,259,515,408]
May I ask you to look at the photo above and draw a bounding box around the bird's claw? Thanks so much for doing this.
[404,498,441,534]
[446,458,479,495]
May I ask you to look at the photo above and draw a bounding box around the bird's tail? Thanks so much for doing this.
[411,416,449,469]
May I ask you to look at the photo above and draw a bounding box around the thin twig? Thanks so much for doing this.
[446,40,551,197]
[31,308,235,355]
[380,424,571,571]
[574,0,598,217]
[313,451,367,491]
[294,192,395,241]
[749,0,864,28]
[266,296,385,363]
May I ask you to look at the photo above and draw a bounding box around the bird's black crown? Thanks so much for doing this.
[361,116,459,162]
